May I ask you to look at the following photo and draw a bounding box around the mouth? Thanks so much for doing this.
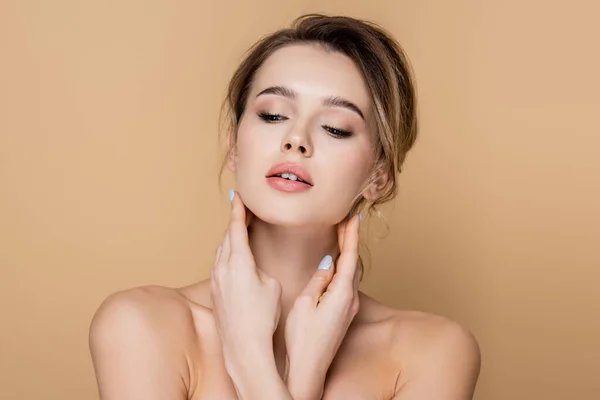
[269,172,311,185]
[265,162,314,191]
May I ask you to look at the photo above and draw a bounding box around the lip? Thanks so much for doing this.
[266,176,312,193]
[265,162,314,186]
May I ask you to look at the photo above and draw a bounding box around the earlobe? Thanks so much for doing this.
[363,184,380,201]
[226,147,237,172]
[363,170,390,201]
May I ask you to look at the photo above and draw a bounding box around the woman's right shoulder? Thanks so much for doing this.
[90,285,199,336]
[89,285,204,398]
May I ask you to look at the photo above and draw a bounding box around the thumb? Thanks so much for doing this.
[299,255,335,306]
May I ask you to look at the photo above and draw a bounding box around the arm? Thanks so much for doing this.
[225,339,328,400]
[224,344,295,400]
[210,191,296,400]
[228,352,325,400]
[393,321,481,400]
[89,289,191,400]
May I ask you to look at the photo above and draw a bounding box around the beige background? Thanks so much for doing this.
[1,0,599,399]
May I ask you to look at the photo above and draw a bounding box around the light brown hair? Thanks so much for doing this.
[220,13,418,217]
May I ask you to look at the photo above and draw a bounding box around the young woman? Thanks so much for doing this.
[90,14,481,400]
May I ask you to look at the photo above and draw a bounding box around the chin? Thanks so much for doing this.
[250,204,313,227]
[237,182,345,228]
[239,193,311,228]
[249,201,347,230]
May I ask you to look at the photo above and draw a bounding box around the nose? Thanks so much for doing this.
[281,127,313,157]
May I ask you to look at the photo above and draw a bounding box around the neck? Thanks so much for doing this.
[248,218,339,315]
[246,218,341,377]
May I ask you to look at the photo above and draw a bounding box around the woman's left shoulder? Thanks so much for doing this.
[357,292,481,369]
[355,292,481,397]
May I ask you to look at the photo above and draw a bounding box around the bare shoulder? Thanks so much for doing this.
[90,285,199,340]
[89,285,201,399]
[357,293,481,399]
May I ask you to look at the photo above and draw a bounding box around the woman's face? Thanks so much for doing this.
[229,43,379,227]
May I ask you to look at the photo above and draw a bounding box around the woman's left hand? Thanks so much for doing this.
[210,190,282,374]
[283,214,362,400]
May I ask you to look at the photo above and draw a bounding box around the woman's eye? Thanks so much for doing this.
[258,112,351,138]
[323,125,353,138]
[258,112,287,122]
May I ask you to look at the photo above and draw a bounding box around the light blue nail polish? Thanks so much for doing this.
[318,255,333,270]
[229,189,235,202]
[359,212,363,223]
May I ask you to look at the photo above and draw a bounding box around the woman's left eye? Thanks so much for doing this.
[258,112,352,137]
[323,125,353,138]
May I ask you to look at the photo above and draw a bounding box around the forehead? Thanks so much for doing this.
[250,43,373,114]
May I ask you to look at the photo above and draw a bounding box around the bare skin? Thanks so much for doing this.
[90,278,480,399]
[89,43,481,399]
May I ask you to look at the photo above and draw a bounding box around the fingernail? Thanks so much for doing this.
[348,211,352,219]
[229,189,235,203]
[359,212,363,223]
[318,255,333,270]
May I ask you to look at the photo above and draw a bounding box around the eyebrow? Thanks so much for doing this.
[256,85,365,121]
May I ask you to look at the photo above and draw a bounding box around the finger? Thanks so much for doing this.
[353,261,363,292]
[213,245,223,267]
[220,228,231,264]
[228,190,251,255]
[337,217,348,253]
[298,255,335,306]
[335,214,360,281]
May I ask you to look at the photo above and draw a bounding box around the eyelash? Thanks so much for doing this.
[258,112,353,138]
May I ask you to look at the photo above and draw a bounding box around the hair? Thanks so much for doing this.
[220,13,418,216]
[219,14,419,274]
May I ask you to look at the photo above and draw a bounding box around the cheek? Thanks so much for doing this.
[232,121,277,197]
[234,120,268,170]
[320,146,373,198]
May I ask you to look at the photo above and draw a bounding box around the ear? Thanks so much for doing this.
[226,129,237,172]
[362,167,390,201]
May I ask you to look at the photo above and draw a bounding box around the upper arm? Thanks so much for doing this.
[89,288,191,400]
[393,319,481,400]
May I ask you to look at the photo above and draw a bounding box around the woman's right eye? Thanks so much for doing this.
[258,112,287,122]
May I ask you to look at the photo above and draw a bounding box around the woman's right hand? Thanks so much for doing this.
[283,214,362,400]
[211,190,283,379]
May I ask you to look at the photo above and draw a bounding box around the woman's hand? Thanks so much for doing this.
[284,214,362,400]
[210,190,282,376]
